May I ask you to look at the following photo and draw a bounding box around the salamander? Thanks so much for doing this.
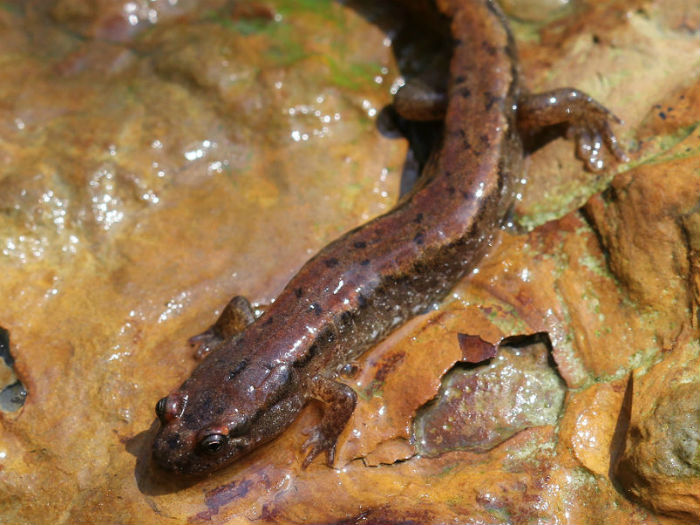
[151,0,627,476]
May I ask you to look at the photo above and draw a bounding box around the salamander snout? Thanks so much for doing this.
[151,388,256,475]
[152,421,253,476]
[152,426,193,474]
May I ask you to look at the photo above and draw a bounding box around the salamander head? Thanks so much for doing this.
[151,356,302,476]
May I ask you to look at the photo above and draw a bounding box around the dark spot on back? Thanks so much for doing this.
[480,134,490,145]
[659,111,666,120]
[227,359,248,381]
[413,213,423,224]
[458,86,471,98]
[485,93,502,111]
[414,232,424,245]
[455,75,466,83]
[461,190,472,200]
[325,258,339,268]
[450,129,469,150]
[263,316,274,326]
[340,311,352,326]
[295,343,320,368]
[353,241,367,249]
[295,287,303,298]
[310,302,322,315]
[447,186,455,195]
[360,259,370,266]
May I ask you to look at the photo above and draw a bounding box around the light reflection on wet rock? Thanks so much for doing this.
[413,341,565,456]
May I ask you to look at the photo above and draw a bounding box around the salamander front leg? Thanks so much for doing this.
[517,88,629,171]
[301,375,357,468]
[189,295,256,359]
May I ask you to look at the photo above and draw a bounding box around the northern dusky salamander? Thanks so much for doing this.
[152,0,627,476]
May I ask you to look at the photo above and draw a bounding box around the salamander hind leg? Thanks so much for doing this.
[189,295,256,359]
[393,78,448,122]
[301,375,357,468]
[517,88,629,171]
[393,53,449,122]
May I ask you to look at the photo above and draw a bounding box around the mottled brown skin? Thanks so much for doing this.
[152,0,626,476]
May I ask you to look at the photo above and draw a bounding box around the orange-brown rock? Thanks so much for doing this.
[584,116,699,348]
[614,335,700,521]
[558,378,628,478]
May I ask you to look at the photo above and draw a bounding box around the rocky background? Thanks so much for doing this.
[0,0,698,523]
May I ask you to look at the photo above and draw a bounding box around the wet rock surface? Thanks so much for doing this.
[614,341,700,521]
[414,340,566,456]
[0,0,698,523]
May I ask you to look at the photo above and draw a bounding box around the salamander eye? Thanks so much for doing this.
[155,397,167,421]
[155,392,188,423]
[199,434,227,455]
